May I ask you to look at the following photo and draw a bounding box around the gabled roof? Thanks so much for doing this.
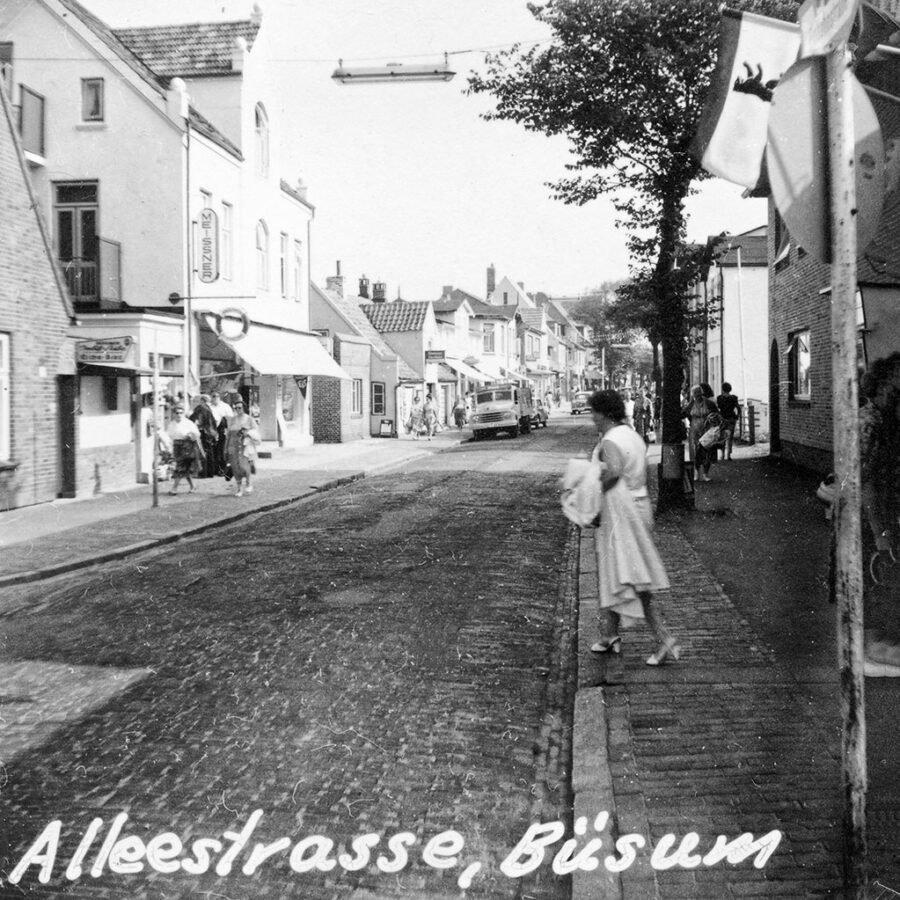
[518,308,545,332]
[58,0,165,94]
[189,105,241,158]
[360,300,431,333]
[433,295,467,313]
[312,283,394,358]
[113,20,260,78]
[55,0,241,157]
[468,298,516,320]
[709,232,768,267]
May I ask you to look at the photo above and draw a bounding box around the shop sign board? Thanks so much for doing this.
[76,336,133,364]
[424,350,445,361]
[198,208,219,284]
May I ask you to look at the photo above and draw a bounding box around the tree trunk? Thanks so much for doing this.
[654,191,693,513]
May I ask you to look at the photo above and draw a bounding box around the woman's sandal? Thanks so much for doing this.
[590,637,622,654]
[646,640,681,666]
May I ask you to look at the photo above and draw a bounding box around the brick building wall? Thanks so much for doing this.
[768,200,834,473]
[311,376,342,443]
[0,85,74,510]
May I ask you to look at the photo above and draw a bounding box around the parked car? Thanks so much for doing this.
[571,391,591,415]
[531,399,549,428]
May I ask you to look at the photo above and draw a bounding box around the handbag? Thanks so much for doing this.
[699,424,723,448]
[560,446,603,527]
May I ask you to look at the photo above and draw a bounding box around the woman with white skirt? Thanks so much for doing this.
[587,389,681,666]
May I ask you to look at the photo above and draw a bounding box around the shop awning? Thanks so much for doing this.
[444,357,487,381]
[473,360,505,381]
[219,327,351,379]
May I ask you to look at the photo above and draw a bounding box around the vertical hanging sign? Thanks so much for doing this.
[198,208,219,284]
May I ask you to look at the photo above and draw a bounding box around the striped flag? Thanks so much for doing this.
[692,9,800,189]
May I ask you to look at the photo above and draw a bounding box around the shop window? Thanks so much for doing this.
[351,378,363,415]
[371,381,385,415]
[81,78,104,121]
[788,329,811,400]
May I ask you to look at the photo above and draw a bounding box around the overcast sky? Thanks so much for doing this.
[81,0,767,301]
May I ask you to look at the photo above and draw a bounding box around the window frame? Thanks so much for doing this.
[255,220,269,290]
[0,333,9,461]
[81,77,104,122]
[483,323,495,354]
[254,103,269,178]
[280,232,288,298]
[788,328,811,402]
[293,239,303,302]
[351,378,363,416]
[371,381,386,416]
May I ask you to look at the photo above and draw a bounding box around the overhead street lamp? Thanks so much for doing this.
[331,55,455,85]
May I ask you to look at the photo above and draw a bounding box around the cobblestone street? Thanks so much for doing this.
[0,460,577,899]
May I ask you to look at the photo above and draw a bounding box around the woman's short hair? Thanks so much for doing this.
[588,389,625,420]
[722,382,732,393]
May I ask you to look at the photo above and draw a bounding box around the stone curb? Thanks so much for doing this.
[0,439,456,588]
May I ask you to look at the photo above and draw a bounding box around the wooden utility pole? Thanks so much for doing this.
[825,44,867,898]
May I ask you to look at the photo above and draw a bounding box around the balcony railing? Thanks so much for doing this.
[61,238,121,308]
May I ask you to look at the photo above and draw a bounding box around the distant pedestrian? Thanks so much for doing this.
[682,384,720,482]
[423,394,438,439]
[587,390,681,665]
[623,390,635,428]
[208,390,233,475]
[545,390,553,409]
[190,394,218,478]
[452,395,467,429]
[633,391,646,441]
[165,403,204,495]
[716,383,740,460]
[407,393,425,439]
[225,398,260,497]
[554,389,561,408]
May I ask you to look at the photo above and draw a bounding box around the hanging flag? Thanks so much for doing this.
[691,9,800,189]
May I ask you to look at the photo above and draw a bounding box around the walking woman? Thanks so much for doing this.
[165,404,205,495]
[587,390,681,665]
[682,384,719,482]
[225,397,260,497]
[407,393,425,439]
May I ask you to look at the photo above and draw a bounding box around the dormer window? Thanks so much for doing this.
[254,103,269,177]
[81,78,104,121]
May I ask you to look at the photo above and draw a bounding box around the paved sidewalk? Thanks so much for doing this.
[572,445,898,898]
[0,430,467,586]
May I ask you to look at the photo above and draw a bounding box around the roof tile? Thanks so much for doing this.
[360,300,431,333]
[113,20,260,77]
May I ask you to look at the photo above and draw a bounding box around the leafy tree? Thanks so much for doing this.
[469,0,794,506]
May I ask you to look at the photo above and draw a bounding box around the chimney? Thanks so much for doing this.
[442,284,454,298]
[326,260,344,298]
[517,281,525,291]
[372,282,386,302]
[487,263,496,297]
[251,3,263,27]
[358,275,370,299]
[231,36,248,74]
[166,77,189,122]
